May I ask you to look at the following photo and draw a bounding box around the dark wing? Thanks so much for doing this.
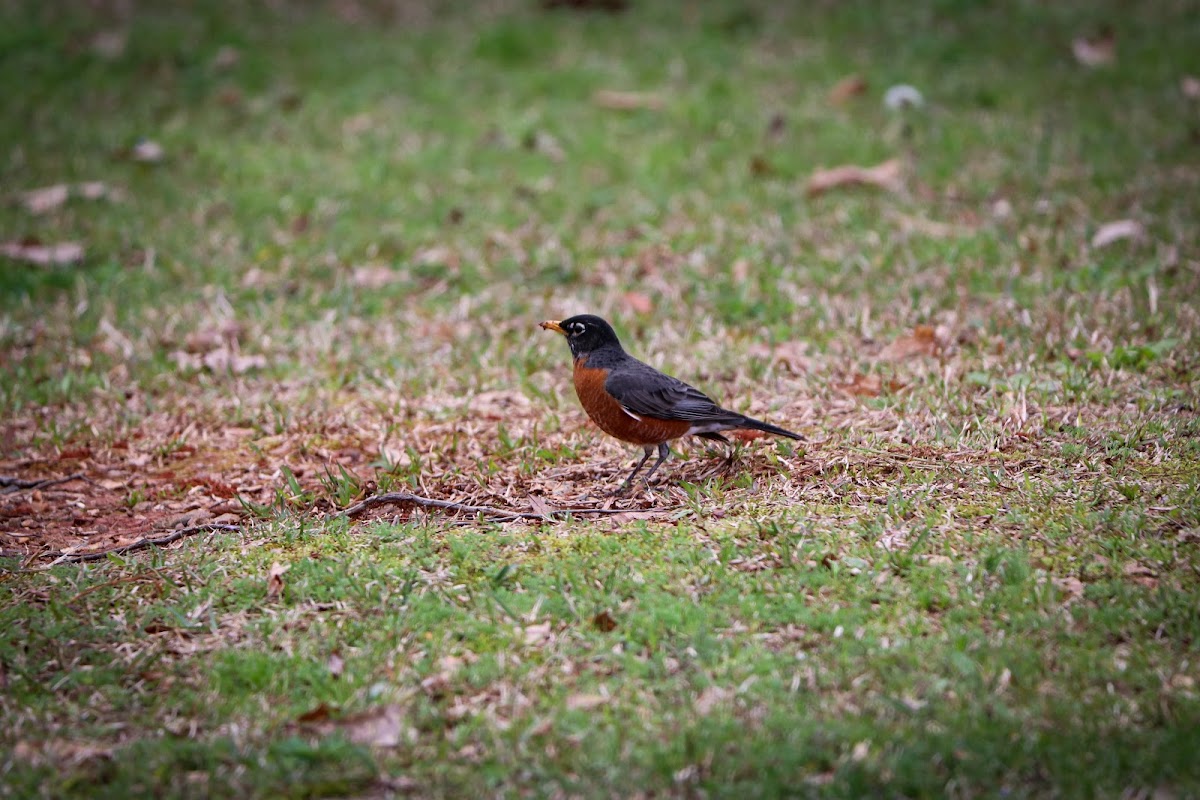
[604,360,740,423]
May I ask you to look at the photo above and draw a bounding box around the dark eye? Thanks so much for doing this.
[570,323,586,335]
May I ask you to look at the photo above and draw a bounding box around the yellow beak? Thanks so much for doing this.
[539,320,566,335]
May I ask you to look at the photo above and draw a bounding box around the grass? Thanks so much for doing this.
[2,0,1199,797]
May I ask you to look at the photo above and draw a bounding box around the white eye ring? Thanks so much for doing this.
[570,323,585,335]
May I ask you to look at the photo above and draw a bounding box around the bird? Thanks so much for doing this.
[540,314,803,492]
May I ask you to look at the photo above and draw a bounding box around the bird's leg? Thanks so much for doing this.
[612,445,656,495]
[640,442,672,485]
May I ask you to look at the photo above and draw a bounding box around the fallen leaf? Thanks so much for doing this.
[527,495,554,520]
[565,693,609,711]
[592,610,618,632]
[765,112,786,141]
[333,705,411,747]
[729,429,766,442]
[171,347,268,374]
[693,686,728,715]
[1123,562,1156,578]
[879,324,943,360]
[829,74,867,104]
[1053,576,1085,603]
[468,390,532,420]
[1183,75,1200,100]
[351,264,403,288]
[524,130,565,162]
[20,184,68,214]
[1072,29,1115,67]
[132,139,165,163]
[889,211,972,239]
[17,183,120,214]
[212,45,240,70]
[1091,219,1144,249]
[748,340,812,374]
[883,84,924,109]
[749,155,773,177]
[266,561,288,599]
[522,621,553,646]
[592,89,664,111]
[15,738,114,766]
[1,241,84,266]
[622,291,654,314]
[878,528,909,551]
[342,113,374,136]
[807,158,903,197]
[837,373,883,397]
[90,30,127,59]
[298,703,333,723]
[328,652,345,679]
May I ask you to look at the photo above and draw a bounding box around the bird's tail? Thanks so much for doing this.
[739,415,805,441]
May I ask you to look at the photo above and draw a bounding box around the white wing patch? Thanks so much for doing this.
[620,406,642,421]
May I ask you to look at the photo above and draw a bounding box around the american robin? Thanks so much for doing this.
[540,314,803,491]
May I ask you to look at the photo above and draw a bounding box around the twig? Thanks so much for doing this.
[50,523,242,564]
[0,472,86,494]
[334,491,672,522]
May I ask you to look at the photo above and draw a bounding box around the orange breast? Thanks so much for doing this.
[573,359,691,446]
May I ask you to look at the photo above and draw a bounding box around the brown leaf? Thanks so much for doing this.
[16,738,114,766]
[807,158,903,197]
[172,347,268,374]
[765,112,786,141]
[1,241,84,266]
[1072,29,1115,67]
[622,291,654,314]
[748,340,812,374]
[334,705,411,747]
[132,140,165,163]
[837,373,883,397]
[565,693,609,711]
[1123,562,1156,578]
[342,113,374,137]
[21,182,123,214]
[89,30,127,59]
[351,264,403,288]
[527,494,554,520]
[266,561,288,599]
[829,74,868,104]
[1054,576,1085,604]
[749,155,773,177]
[524,130,565,162]
[297,703,333,723]
[592,89,663,111]
[693,686,728,715]
[328,652,345,679]
[729,429,767,442]
[212,45,240,70]
[20,184,68,214]
[879,324,941,361]
[522,621,553,646]
[592,610,618,632]
[1091,219,1144,249]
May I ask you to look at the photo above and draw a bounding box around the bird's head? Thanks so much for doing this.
[539,314,623,358]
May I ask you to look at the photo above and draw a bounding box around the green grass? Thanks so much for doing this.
[2,0,1199,797]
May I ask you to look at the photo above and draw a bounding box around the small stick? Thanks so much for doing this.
[334,491,671,522]
[0,472,86,494]
[50,524,241,564]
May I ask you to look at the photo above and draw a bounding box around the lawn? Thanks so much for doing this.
[2,1,1199,797]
